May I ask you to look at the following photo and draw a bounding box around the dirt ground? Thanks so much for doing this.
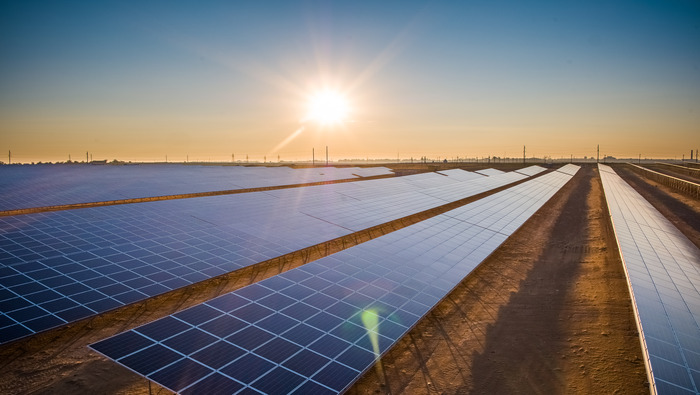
[4,163,697,394]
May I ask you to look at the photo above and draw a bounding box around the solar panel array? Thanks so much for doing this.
[515,165,547,177]
[91,165,578,394]
[474,168,505,177]
[599,164,700,395]
[0,165,394,211]
[0,167,543,344]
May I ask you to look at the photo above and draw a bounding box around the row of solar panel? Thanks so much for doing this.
[0,166,546,344]
[599,164,700,395]
[0,165,394,212]
[91,165,579,394]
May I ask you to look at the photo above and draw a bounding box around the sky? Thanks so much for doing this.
[1,0,699,163]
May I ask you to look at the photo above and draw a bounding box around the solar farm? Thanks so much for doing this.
[1,163,698,394]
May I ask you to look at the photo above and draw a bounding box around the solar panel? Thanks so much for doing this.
[599,164,700,395]
[434,169,480,181]
[347,167,393,178]
[556,163,580,176]
[514,165,547,176]
[0,168,534,344]
[90,165,579,394]
[0,165,394,212]
[474,168,505,176]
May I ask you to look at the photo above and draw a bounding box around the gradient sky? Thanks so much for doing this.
[1,0,699,163]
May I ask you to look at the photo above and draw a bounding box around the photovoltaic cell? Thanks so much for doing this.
[1,166,538,344]
[599,164,700,395]
[90,165,578,394]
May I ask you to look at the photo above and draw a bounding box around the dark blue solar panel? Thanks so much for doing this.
[225,326,274,349]
[191,341,246,369]
[252,366,306,393]
[282,324,324,346]
[89,330,156,359]
[257,313,297,333]
[135,316,192,341]
[162,329,217,355]
[148,357,213,393]
[219,353,274,383]
[254,337,302,363]
[120,344,183,376]
[173,304,221,325]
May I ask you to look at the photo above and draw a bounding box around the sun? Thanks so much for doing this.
[305,90,349,125]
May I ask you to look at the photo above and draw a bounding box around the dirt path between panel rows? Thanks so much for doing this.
[349,165,648,394]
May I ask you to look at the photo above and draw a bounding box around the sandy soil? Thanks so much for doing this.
[3,164,691,394]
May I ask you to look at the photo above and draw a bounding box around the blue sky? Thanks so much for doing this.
[1,0,699,162]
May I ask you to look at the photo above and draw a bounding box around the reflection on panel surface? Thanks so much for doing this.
[91,166,578,394]
[599,164,700,395]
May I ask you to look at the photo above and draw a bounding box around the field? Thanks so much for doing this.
[1,163,698,394]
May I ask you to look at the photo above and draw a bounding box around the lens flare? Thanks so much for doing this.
[361,309,385,382]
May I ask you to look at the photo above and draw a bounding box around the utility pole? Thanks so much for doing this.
[8,150,10,164]
[246,154,248,163]
[639,154,641,164]
[312,148,315,166]
[597,145,599,163]
[90,153,92,162]
[86,151,88,163]
[326,146,328,166]
[523,145,526,165]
